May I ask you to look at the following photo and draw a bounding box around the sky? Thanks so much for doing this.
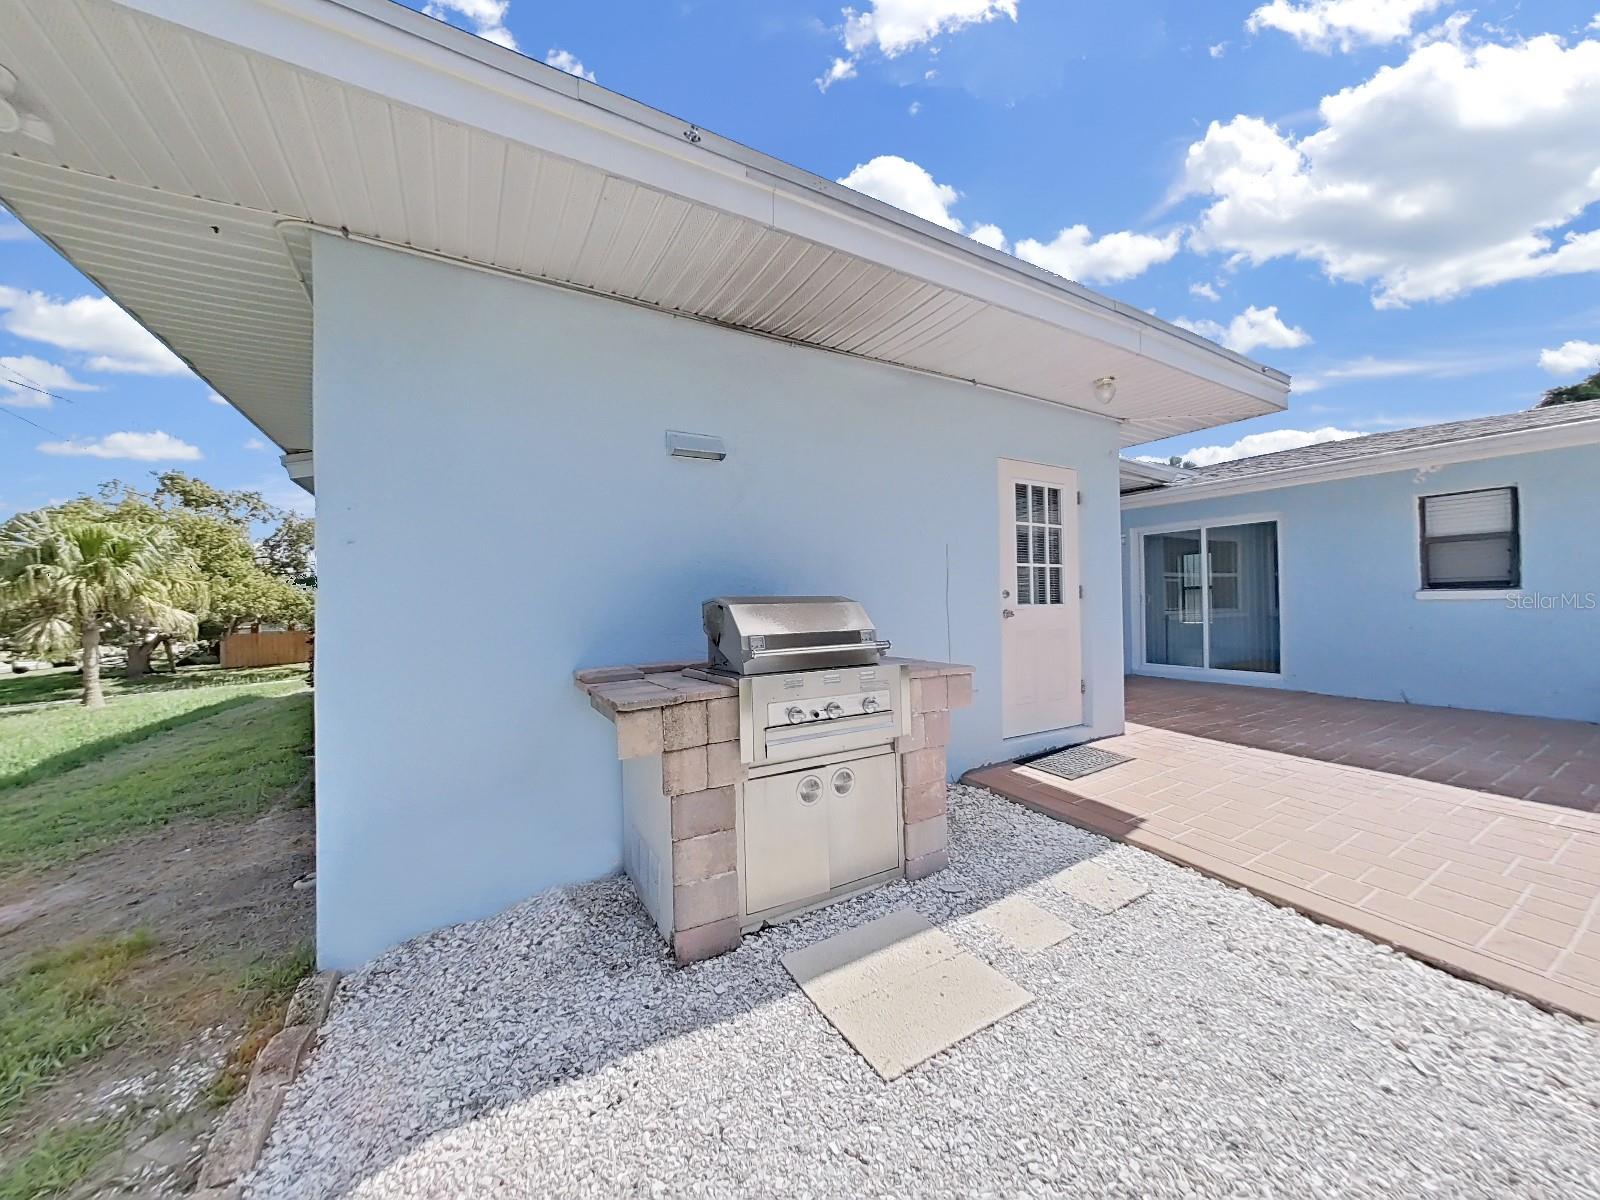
[3,0,1599,510]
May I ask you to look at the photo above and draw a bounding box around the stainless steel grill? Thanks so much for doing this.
[702,596,890,677]
[696,596,909,930]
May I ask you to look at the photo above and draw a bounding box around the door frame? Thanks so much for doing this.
[1127,512,1289,682]
[998,457,1084,739]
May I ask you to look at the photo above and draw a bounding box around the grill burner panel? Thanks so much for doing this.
[703,596,890,677]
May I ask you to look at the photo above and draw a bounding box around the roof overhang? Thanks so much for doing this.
[0,0,1290,461]
[281,450,314,494]
[1118,457,1192,494]
[1121,413,1600,509]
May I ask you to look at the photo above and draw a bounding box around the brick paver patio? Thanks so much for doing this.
[1125,676,1600,812]
[968,691,1600,1021]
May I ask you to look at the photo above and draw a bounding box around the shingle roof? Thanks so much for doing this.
[1166,398,1600,487]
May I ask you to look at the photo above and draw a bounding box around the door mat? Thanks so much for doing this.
[781,908,1033,1080]
[1019,744,1132,781]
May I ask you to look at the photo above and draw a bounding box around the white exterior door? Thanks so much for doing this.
[999,459,1082,738]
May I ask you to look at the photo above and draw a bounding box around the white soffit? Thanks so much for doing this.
[0,0,1289,454]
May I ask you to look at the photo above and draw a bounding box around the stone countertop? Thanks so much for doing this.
[575,663,736,720]
[575,657,974,722]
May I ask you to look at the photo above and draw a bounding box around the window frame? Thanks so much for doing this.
[1417,486,1521,593]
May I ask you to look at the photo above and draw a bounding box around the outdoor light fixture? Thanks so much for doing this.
[666,430,727,461]
[1093,375,1118,405]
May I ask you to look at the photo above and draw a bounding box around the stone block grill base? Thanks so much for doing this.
[577,657,974,963]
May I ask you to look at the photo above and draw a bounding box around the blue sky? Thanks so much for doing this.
[3,0,1599,508]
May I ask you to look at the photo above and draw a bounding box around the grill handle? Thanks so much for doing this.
[748,640,891,659]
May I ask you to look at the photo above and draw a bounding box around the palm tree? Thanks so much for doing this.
[0,511,206,708]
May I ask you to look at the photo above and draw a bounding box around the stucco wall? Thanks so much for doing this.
[313,234,1128,968]
[1120,443,1600,722]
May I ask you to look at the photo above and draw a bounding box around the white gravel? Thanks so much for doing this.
[249,786,1600,1199]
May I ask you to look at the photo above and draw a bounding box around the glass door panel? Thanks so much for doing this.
[1143,529,1204,667]
[1204,522,1280,673]
[1142,521,1280,673]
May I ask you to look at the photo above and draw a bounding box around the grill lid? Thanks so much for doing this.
[702,596,890,676]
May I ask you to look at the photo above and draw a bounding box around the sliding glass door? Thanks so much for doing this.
[1141,521,1280,674]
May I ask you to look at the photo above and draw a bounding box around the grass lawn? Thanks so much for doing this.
[0,690,312,870]
[0,1118,130,1200]
[0,666,308,791]
[0,663,307,709]
[0,933,154,1123]
[0,667,316,1196]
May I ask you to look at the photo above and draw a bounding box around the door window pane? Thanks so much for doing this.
[1205,522,1279,673]
[1013,478,1068,605]
[1144,530,1204,667]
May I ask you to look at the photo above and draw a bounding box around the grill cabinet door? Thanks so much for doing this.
[742,768,831,916]
[826,752,900,889]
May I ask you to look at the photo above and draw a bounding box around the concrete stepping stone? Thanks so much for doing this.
[782,908,1032,1080]
[975,896,1077,951]
[1047,861,1151,914]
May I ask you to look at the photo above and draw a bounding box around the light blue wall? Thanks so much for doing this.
[313,234,1127,968]
[1120,443,1600,723]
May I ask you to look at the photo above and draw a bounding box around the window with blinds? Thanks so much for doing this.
[1419,486,1520,590]
[1014,482,1064,605]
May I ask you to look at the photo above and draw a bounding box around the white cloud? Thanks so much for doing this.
[1182,35,1600,308]
[0,355,99,407]
[838,155,964,230]
[0,285,187,375]
[1292,350,1521,392]
[1539,339,1600,375]
[0,220,32,243]
[840,155,1177,282]
[1157,425,1362,466]
[243,437,269,452]
[1209,42,1228,58]
[1245,0,1447,52]
[908,100,922,116]
[968,222,1007,250]
[38,431,202,461]
[422,0,516,48]
[544,48,594,81]
[821,0,1017,88]
[1189,281,1220,301]
[843,0,1018,57]
[1015,225,1181,284]
[1173,305,1311,354]
[206,391,229,406]
[816,57,858,91]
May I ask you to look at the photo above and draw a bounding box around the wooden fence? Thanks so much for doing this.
[220,630,312,669]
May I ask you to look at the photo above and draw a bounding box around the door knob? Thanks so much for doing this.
[1002,608,1016,619]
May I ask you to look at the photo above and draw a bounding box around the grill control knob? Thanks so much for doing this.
[860,695,880,713]
[824,701,844,719]
[785,705,806,724]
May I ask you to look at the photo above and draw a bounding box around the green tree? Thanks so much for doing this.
[259,513,316,588]
[0,510,206,707]
[1538,368,1600,407]
[100,472,315,642]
